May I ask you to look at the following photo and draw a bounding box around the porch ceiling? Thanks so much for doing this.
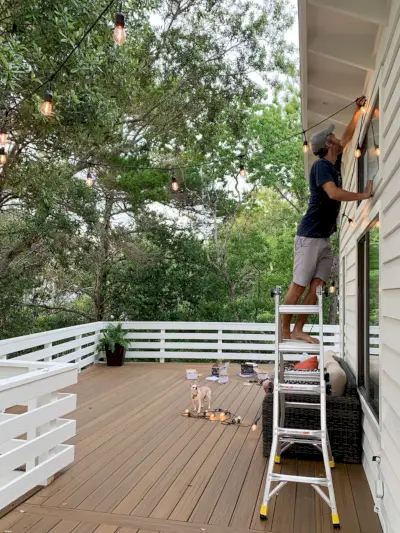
[298,0,390,171]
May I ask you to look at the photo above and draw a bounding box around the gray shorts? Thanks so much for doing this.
[293,236,333,287]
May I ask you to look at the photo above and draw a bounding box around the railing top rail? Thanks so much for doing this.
[0,321,105,357]
[117,321,340,333]
[0,360,78,393]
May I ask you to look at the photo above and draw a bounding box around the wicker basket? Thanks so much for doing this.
[262,358,362,463]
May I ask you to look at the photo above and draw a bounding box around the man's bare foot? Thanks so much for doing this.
[291,331,319,344]
[282,327,291,340]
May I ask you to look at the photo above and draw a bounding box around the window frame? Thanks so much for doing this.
[341,255,346,361]
[357,216,380,420]
[357,94,380,197]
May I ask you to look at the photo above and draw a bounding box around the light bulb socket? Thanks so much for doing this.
[44,90,53,103]
[115,12,125,28]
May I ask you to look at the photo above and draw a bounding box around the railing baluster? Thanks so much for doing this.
[218,329,223,358]
[160,329,165,363]
[75,334,82,372]
[26,395,38,472]
[43,342,52,363]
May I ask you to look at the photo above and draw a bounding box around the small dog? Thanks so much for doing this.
[191,383,212,414]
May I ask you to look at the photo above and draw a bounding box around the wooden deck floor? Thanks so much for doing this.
[2,363,382,533]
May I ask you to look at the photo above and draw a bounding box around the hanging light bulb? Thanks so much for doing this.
[0,128,7,145]
[302,132,309,153]
[171,176,179,192]
[0,147,7,165]
[355,145,362,158]
[375,144,380,157]
[41,90,53,117]
[251,422,257,432]
[342,214,355,228]
[114,6,126,45]
[239,154,247,177]
[360,105,367,114]
[329,281,336,294]
[86,171,94,187]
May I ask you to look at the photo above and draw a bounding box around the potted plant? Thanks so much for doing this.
[99,323,129,366]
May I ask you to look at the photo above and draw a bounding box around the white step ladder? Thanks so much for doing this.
[260,286,340,530]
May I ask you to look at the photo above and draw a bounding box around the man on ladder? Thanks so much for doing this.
[282,96,373,344]
[260,97,374,530]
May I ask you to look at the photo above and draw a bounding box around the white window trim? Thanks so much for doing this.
[358,387,380,443]
[355,199,382,438]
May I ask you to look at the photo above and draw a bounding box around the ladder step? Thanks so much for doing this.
[279,341,321,353]
[279,305,320,314]
[278,383,321,394]
[285,401,321,409]
[279,437,323,446]
[284,370,321,382]
[269,473,328,486]
[277,427,322,438]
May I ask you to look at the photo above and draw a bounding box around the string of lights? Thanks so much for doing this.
[0,0,378,199]
[182,403,262,431]
[0,96,361,174]
[340,69,381,228]
[2,0,124,122]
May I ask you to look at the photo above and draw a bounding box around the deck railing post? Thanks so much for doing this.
[218,329,223,358]
[160,329,165,363]
[43,342,52,363]
[75,334,83,372]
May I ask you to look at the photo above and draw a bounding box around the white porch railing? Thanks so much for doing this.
[120,322,341,362]
[0,360,77,511]
[0,322,104,369]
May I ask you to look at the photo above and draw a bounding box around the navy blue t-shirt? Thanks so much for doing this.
[297,155,342,238]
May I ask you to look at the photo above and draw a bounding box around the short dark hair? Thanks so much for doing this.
[313,147,328,158]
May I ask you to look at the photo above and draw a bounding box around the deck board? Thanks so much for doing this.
[5,362,382,533]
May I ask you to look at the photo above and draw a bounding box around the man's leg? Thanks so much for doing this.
[291,277,324,344]
[282,282,306,339]
[283,236,318,338]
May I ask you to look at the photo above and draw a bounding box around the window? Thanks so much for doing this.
[358,218,380,419]
[358,97,380,194]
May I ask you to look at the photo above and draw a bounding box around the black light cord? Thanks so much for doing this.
[5,0,117,115]
[17,98,359,174]
[182,398,263,429]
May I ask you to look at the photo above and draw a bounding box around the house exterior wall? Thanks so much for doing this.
[340,1,400,531]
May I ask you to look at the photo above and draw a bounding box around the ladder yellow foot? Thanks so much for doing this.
[329,459,336,468]
[274,455,281,464]
[260,504,268,520]
[332,513,340,529]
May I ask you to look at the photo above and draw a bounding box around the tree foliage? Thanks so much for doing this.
[0,0,337,340]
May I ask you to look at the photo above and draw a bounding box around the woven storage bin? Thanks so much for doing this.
[262,358,362,464]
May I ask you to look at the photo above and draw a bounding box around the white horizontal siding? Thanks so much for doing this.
[339,2,400,529]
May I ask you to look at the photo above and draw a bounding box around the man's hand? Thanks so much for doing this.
[362,181,373,200]
[356,96,367,109]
